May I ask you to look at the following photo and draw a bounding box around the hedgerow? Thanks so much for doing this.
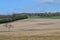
[0,14,28,23]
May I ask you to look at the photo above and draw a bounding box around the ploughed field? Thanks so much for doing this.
[0,18,60,40]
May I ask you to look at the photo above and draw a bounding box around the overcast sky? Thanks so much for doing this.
[0,0,60,14]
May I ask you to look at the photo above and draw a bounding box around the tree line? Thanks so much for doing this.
[0,12,60,23]
[25,12,60,16]
[0,14,28,23]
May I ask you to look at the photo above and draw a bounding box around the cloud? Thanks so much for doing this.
[42,0,54,2]
[34,0,60,4]
[42,0,54,4]
[33,0,54,2]
[33,0,59,4]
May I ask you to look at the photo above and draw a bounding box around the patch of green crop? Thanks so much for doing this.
[28,16,60,19]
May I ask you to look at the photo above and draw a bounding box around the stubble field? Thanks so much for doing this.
[0,18,60,40]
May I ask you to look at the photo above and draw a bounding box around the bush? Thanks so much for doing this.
[0,14,28,23]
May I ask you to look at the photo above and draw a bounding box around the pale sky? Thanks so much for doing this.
[0,0,60,14]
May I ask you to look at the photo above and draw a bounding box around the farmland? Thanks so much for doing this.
[29,16,60,19]
[0,12,60,40]
[0,18,60,40]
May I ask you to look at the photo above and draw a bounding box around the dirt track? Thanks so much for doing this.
[0,18,60,31]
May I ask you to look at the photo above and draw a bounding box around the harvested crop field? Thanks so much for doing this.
[0,18,60,31]
[0,18,60,40]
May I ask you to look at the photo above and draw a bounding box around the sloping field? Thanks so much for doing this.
[0,18,60,31]
[0,18,60,40]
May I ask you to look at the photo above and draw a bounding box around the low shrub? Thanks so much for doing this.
[0,14,28,23]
